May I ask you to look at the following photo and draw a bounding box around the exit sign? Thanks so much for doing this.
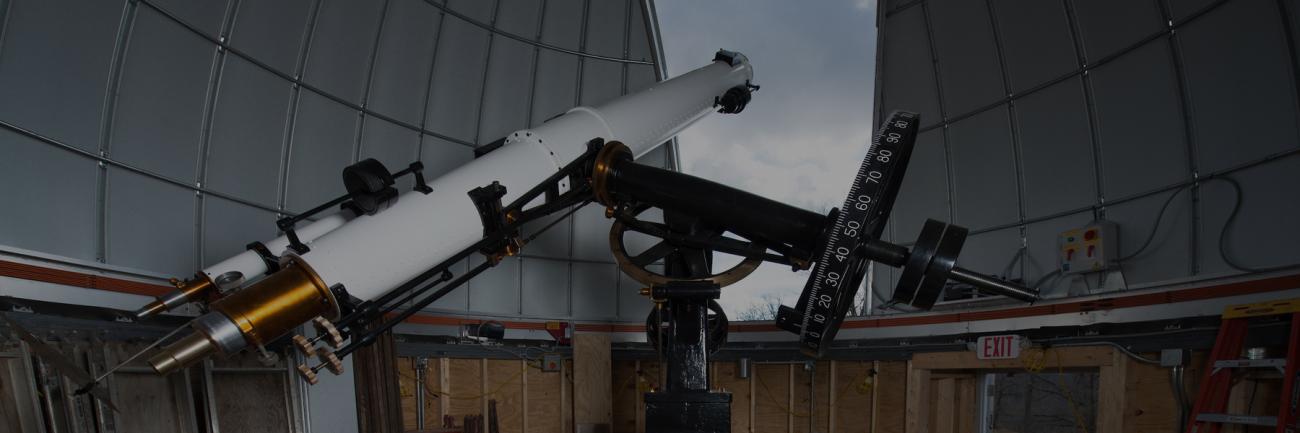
[976,335,1021,359]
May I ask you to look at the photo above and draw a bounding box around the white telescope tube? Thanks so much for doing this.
[133,212,352,319]
[206,213,349,282]
[303,52,752,300]
[148,51,753,374]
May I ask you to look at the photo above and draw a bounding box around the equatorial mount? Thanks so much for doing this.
[282,109,1035,385]
[590,111,1040,357]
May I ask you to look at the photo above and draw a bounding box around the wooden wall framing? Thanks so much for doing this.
[399,345,1219,433]
[396,356,571,433]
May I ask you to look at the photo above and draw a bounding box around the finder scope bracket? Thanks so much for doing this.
[276,158,433,254]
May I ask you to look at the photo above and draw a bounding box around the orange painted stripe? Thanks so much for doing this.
[833,273,1300,330]
[729,323,782,332]
[0,259,171,297]
[3,258,1297,334]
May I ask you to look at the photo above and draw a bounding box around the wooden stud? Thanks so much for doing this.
[749,363,756,432]
[520,359,528,433]
[561,360,570,433]
[573,333,612,431]
[871,361,880,433]
[933,377,956,433]
[810,361,830,433]
[481,358,489,420]
[904,360,931,433]
[957,375,976,433]
[439,358,450,420]
[829,361,837,433]
[788,364,795,433]
[395,356,416,429]
[635,360,645,433]
[1097,347,1127,433]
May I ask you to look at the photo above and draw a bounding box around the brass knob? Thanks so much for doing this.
[317,347,345,375]
[296,364,319,385]
[312,317,344,349]
[292,335,315,357]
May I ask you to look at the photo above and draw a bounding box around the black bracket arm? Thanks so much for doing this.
[395,161,433,194]
[469,181,520,261]
[245,241,282,274]
[274,158,433,255]
[277,218,312,255]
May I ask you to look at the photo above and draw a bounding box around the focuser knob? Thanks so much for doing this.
[317,347,345,375]
[296,364,319,385]
[312,317,344,349]
[292,335,315,357]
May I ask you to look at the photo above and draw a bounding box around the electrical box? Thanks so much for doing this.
[1058,221,1117,274]
[541,353,562,372]
[1160,348,1189,367]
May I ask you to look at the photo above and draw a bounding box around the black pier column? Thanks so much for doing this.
[644,210,732,433]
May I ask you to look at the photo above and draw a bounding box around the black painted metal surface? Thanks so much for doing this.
[645,391,732,433]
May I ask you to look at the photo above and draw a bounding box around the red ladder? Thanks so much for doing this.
[1187,298,1300,433]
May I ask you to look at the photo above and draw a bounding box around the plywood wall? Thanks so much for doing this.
[608,360,887,433]
[574,333,613,432]
[400,347,1248,433]
[396,356,570,433]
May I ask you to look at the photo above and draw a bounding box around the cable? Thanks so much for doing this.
[1117,183,1192,262]
[1213,177,1299,273]
[398,370,444,400]
[1115,176,1300,273]
[1170,365,1190,433]
[80,317,194,393]
[1001,248,1026,279]
[1032,269,1062,292]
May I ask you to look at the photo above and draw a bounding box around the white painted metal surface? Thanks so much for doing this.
[201,213,351,283]
[297,55,753,301]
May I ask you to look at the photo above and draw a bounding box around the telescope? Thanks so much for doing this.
[136,50,759,376]
[120,49,1034,433]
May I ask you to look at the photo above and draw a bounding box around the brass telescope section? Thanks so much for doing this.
[211,256,339,347]
[148,332,219,374]
[148,257,338,374]
[590,140,632,207]
[133,272,216,319]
